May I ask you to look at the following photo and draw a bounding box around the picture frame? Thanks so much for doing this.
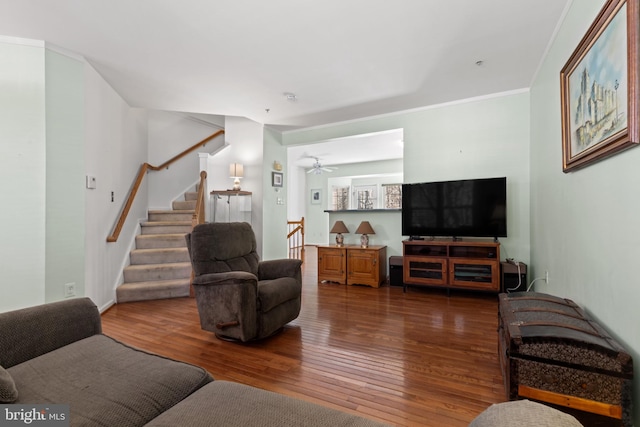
[272,172,283,187]
[560,0,639,172]
[310,189,321,205]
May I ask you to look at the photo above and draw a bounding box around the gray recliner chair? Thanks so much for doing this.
[185,222,302,342]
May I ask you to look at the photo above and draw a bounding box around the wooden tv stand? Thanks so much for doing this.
[402,239,500,293]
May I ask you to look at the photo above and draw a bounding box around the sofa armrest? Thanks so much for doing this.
[0,297,101,368]
[258,259,302,281]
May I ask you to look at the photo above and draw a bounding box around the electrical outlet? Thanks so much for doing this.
[64,282,76,298]
[545,271,549,284]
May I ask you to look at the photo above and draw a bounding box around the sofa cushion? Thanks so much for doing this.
[8,334,212,427]
[144,380,391,427]
[469,400,584,427]
[0,365,18,403]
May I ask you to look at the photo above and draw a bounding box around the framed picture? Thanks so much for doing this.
[560,0,639,172]
[272,172,283,187]
[310,189,321,205]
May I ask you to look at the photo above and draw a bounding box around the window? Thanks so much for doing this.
[383,184,402,209]
[354,185,377,210]
[331,186,350,210]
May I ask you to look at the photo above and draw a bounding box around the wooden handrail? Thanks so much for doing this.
[192,170,207,227]
[287,217,305,262]
[287,217,304,239]
[286,224,303,239]
[107,129,224,242]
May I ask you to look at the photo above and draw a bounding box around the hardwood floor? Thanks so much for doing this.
[101,246,505,426]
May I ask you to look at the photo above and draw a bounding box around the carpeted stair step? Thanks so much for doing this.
[148,209,194,222]
[130,247,190,265]
[123,262,192,283]
[116,278,190,303]
[115,184,201,303]
[135,233,188,249]
[140,221,192,235]
[172,200,196,210]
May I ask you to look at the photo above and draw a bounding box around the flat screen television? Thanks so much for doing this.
[402,177,507,239]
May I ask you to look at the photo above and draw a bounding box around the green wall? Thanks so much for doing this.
[263,127,288,260]
[0,40,46,310]
[0,42,85,310]
[45,49,85,302]
[530,0,640,423]
[283,91,531,263]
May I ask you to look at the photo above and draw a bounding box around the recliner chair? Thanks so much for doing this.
[185,222,302,342]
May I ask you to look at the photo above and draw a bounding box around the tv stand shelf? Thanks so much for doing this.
[403,240,500,293]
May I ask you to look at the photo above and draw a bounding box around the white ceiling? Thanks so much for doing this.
[0,0,571,133]
[289,128,404,169]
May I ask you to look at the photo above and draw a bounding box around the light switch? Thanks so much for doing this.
[86,175,97,189]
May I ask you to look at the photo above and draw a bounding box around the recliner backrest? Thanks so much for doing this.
[186,222,260,276]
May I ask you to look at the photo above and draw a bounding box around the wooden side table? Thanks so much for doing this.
[317,245,347,284]
[347,245,387,288]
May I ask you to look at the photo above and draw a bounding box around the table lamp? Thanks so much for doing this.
[355,221,375,248]
[229,163,244,191]
[329,221,349,246]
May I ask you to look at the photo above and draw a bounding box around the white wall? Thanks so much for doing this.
[0,38,149,312]
[286,161,306,224]
[147,111,224,210]
[208,117,265,255]
[84,63,148,311]
[530,0,640,423]
[0,38,46,311]
[283,91,531,264]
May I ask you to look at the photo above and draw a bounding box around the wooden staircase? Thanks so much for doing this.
[115,190,198,303]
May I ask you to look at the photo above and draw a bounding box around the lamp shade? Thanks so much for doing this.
[229,163,244,178]
[330,221,349,234]
[355,221,375,235]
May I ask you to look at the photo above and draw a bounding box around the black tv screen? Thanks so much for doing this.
[401,177,507,238]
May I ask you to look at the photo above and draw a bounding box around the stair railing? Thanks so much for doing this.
[287,217,305,262]
[107,129,224,242]
[192,170,207,227]
[188,170,209,298]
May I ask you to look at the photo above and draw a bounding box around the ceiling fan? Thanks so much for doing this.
[306,156,338,175]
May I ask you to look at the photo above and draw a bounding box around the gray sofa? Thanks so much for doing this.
[0,298,388,427]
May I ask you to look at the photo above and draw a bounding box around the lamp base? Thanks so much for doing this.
[335,233,344,246]
[232,178,241,191]
[360,234,369,248]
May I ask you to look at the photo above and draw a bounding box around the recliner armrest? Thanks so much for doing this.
[258,259,302,281]
[192,271,258,287]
